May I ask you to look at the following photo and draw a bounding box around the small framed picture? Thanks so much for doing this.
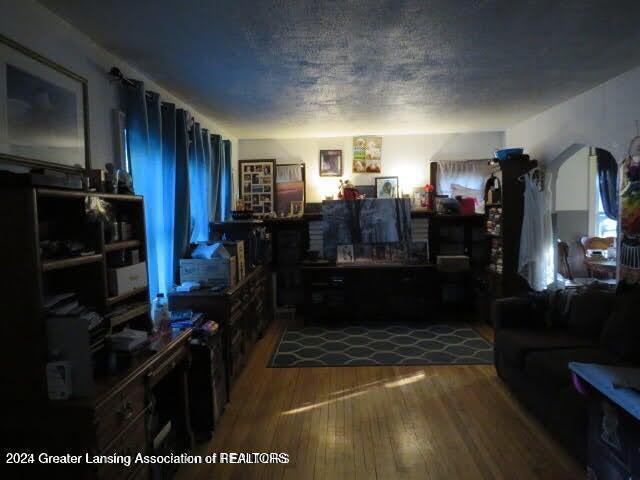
[375,176,399,198]
[336,244,355,264]
[290,200,304,217]
[319,150,343,177]
[355,185,375,198]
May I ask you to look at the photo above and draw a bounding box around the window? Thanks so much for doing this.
[595,175,617,238]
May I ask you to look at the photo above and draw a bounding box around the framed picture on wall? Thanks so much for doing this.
[239,159,276,216]
[352,136,382,173]
[375,176,399,198]
[319,150,342,176]
[0,34,90,171]
[275,163,305,217]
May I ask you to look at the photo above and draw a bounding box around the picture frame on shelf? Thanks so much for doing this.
[275,163,305,217]
[355,184,375,199]
[375,176,399,198]
[239,159,276,216]
[319,150,342,177]
[290,200,304,217]
[336,244,355,264]
[0,34,90,171]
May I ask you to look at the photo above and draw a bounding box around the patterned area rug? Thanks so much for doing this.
[269,324,493,367]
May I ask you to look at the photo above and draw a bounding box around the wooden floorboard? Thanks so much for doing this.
[179,319,584,480]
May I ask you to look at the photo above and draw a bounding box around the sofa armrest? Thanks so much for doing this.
[492,297,537,330]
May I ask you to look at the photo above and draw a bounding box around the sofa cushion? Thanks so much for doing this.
[600,290,640,362]
[567,290,615,339]
[495,328,596,369]
[524,348,621,389]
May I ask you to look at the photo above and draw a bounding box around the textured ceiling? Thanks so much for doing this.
[41,0,640,139]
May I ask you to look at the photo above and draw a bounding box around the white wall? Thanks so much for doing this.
[505,65,640,166]
[239,131,503,202]
[0,0,236,170]
[555,147,590,211]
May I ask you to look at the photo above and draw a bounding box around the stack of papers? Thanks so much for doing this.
[176,281,201,292]
[109,328,148,352]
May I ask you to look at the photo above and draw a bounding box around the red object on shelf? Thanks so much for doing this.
[458,196,476,215]
[342,187,359,200]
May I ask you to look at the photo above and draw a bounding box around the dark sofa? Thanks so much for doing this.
[493,286,640,463]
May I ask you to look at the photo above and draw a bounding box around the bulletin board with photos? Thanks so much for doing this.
[239,159,276,216]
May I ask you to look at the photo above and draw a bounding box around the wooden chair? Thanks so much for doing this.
[580,236,615,278]
[558,239,616,289]
[557,240,574,281]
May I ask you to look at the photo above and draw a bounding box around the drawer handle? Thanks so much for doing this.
[117,401,134,421]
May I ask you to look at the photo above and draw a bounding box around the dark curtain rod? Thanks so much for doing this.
[109,66,136,87]
[110,66,162,100]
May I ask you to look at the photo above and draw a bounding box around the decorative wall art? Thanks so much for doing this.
[275,163,305,217]
[352,136,382,173]
[319,149,343,176]
[322,198,412,261]
[239,159,275,216]
[0,34,89,171]
[620,135,640,284]
[375,176,399,198]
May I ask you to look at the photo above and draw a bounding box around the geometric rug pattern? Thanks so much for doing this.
[269,323,494,367]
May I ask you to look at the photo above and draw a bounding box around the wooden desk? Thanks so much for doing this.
[9,329,193,480]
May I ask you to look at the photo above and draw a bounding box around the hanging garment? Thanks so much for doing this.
[518,170,554,291]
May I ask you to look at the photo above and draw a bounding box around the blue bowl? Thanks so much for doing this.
[494,148,524,161]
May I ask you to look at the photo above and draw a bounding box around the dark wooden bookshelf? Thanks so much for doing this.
[484,154,536,301]
[104,239,142,252]
[106,285,149,307]
[0,186,150,406]
[41,253,103,272]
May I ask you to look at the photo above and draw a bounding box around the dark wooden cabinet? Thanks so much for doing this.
[301,263,439,323]
[169,266,272,392]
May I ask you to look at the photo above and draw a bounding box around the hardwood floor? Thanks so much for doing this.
[179,319,584,480]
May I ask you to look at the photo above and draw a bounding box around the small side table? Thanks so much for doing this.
[570,362,640,480]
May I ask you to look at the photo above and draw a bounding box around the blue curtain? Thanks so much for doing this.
[223,140,233,220]
[188,122,211,242]
[174,110,191,274]
[596,148,619,220]
[123,81,229,294]
[202,129,213,223]
[210,134,223,222]
[123,84,191,298]
[123,82,161,299]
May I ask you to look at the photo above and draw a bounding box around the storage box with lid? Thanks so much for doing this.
[179,257,237,287]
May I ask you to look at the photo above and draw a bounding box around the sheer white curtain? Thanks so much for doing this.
[436,159,491,211]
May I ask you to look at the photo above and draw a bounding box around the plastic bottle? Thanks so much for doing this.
[151,293,170,333]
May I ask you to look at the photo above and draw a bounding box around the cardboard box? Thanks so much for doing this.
[179,257,237,287]
[108,261,148,297]
[219,241,245,281]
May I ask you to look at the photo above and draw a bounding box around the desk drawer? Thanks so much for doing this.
[96,411,146,480]
[95,379,146,452]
